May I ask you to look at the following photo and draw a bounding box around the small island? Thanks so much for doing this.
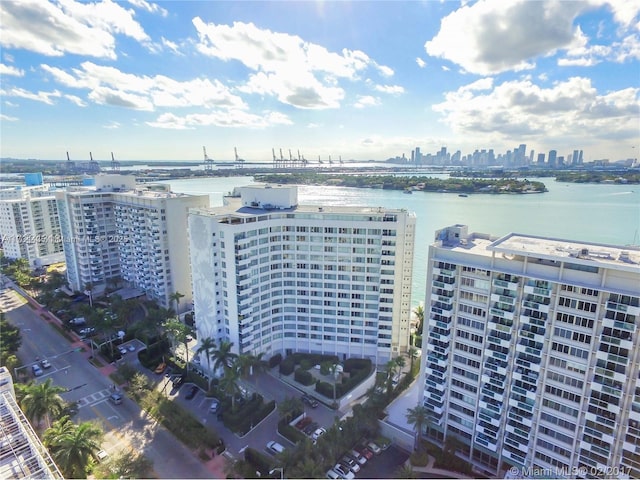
[254,173,548,194]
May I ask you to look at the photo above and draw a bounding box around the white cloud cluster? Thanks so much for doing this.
[0,0,151,59]
[127,0,167,17]
[192,18,395,110]
[433,77,640,146]
[424,0,639,75]
[0,63,24,76]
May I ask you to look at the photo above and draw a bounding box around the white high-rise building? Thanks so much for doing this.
[0,174,64,268]
[421,225,640,478]
[189,184,415,364]
[57,175,209,311]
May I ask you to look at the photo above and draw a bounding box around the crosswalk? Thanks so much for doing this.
[77,388,112,408]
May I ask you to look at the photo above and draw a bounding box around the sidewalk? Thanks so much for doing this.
[406,454,473,479]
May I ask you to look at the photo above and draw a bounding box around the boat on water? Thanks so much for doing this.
[458,194,468,197]
[403,190,413,194]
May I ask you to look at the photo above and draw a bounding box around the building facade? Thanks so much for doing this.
[421,225,640,478]
[0,177,64,268]
[189,184,415,365]
[57,175,209,310]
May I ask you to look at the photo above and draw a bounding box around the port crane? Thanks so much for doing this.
[111,152,120,171]
[234,147,245,168]
[203,146,214,171]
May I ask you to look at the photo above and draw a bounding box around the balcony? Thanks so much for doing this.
[607,301,640,316]
[493,278,519,290]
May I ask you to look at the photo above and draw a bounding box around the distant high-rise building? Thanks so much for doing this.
[0,175,64,268]
[548,150,557,167]
[189,184,416,365]
[420,225,640,478]
[537,153,545,165]
[572,150,580,165]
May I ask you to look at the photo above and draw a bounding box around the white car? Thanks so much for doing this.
[349,450,367,466]
[326,469,341,480]
[311,427,327,441]
[40,359,52,369]
[127,344,136,352]
[332,464,355,480]
[117,345,127,355]
[266,441,285,455]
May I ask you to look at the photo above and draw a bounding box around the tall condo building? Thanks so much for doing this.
[0,173,64,267]
[189,184,415,364]
[56,175,209,311]
[421,225,640,478]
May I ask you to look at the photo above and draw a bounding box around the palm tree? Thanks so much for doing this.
[405,404,429,451]
[169,291,185,316]
[395,463,417,479]
[289,457,326,479]
[406,346,420,375]
[278,396,303,423]
[218,362,241,412]
[20,378,66,430]
[196,336,217,387]
[43,416,103,478]
[412,303,425,343]
[164,318,193,373]
[212,340,237,374]
[394,355,406,370]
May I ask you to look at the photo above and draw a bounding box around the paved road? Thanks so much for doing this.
[1,283,214,479]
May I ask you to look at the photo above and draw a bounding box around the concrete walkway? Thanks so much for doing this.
[406,454,474,479]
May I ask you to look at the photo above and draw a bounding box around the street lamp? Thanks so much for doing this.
[269,467,283,479]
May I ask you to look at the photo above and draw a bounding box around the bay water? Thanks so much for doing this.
[161,176,640,306]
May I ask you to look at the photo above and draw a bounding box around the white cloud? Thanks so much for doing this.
[103,121,121,129]
[0,63,24,76]
[64,94,87,107]
[127,0,167,17]
[433,77,640,146]
[42,61,246,110]
[192,17,391,109]
[374,84,405,95]
[416,57,426,68]
[161,37,182,55]
[425,0,589,75]
[0,114,19,121]
[1,87,62,105]
[0,0,151,59]
[146,109,292,129]
[354,95,380,109]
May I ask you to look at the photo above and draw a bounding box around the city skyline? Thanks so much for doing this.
[1,1,639,162]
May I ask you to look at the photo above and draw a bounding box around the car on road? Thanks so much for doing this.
[301,393,319,408]
[266,441,285,455]
[312,427,327,442]
[109,393,123,405]
[117,345,127,355]
[32,364,43,377]
[127,343,136,352]
[332,463,355,480]
[40,359,52,369]
[340,455,360,474]
[185,385,198,400]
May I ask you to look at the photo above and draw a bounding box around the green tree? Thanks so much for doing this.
[0,315,21,365]
[164,318,193,373]
[412,303,425,341]
[169,291,185,316]
[20,378,66,430]
[196,336,217,387]
[218,362,241,412]
[277,396,303,423]
[395,463,417,479]
[288,457,325,479]
[43,416,103,478]
[406,346,420,376]
[93,450,154,479]
[406,404,429,451]
[212,340,237,373]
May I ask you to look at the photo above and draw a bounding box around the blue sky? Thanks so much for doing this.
[1,0,638,163]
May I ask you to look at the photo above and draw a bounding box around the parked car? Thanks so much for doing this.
[266,441,285,455]
[340,455,360,474]
[127,343,136,352]
[326,469,341,480]
[367,441,382,455]
[312,427,327,442]
[109,393,123,405]
[332,463,355,480]
[302,394,319,408]
[349,450,367,466]
[117,345,127,355]
[172,374,186,389]
[154,362,167,374]
[209,399,220,413]
[303,422,319,436]
[355,445,373,460]
[40,359,52,369]
[185,385,199,400]
[79,327,95,336]
[32,364,43,377]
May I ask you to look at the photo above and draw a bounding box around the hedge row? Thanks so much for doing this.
[277,416,306,444]
[294,367,314,385]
